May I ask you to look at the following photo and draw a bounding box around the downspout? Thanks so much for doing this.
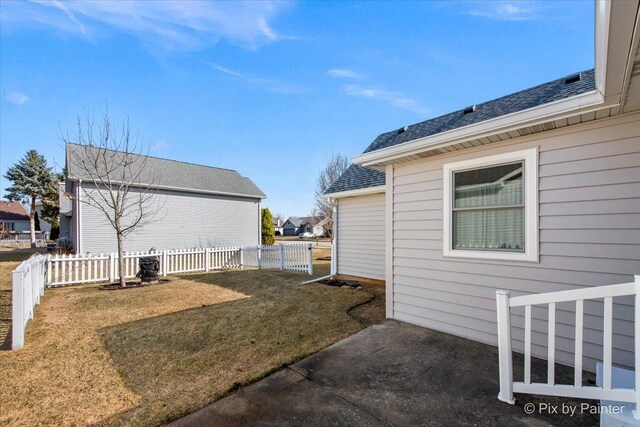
[258,200,261,245]
[331,201,338,276]
[77,179,82,253]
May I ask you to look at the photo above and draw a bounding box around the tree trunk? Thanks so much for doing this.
[116,222,126,287]
[29,196,37,248]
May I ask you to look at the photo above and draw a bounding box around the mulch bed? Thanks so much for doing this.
[100,279,170,291]
[318,278,362,289]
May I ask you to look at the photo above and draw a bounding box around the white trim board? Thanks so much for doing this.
[324,185,385,199]
[442,148,539,263]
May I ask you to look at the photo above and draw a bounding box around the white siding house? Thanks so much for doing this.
[61,144,265,253]
[326,1,640,373]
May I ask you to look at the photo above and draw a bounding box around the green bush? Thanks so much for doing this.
[261,208,275,245]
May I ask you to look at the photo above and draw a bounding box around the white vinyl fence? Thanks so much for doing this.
[496,275,640,415]
[46,243,313,287]
[11,255,46,350]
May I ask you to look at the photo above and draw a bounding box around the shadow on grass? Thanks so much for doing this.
[95,267,372,426]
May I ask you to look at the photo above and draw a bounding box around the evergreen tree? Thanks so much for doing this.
[4,150,57,247]
[261,208,275,245]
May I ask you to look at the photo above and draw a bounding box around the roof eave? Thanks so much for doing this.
[353,90,611,168]
[323,185,386,199]
[66,176,266,200]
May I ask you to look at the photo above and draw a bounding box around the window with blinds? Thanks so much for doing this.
[442,148,539,262]
[452,162,524,252]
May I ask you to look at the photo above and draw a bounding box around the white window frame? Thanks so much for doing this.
[442,147,539,262]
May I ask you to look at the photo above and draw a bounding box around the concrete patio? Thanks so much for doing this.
[170,320,598,426]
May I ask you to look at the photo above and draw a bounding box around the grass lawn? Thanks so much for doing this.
[0,248,384,426]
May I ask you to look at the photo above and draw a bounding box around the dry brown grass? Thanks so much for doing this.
[0,248,380,426]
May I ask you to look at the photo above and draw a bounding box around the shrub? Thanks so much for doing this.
[261,208,275,245]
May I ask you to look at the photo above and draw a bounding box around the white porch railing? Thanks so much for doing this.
[496,275,640,417]
[11,255,47,350]
[46,243,313,287]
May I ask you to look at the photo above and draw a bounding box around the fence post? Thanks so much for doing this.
[240,247,244,270]
[307,243,313,275]
[12,269,25,350]
[257,245,262,270]
[205,248,211,272]
[162,250,168,276]
[279,244,285,270]
[496,290,515,404]
[634,275,640,420]
[108,253,114,282]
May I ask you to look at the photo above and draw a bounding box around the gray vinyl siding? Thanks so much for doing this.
[391,112,640,371]
[78,186,260,253]
[337,193,386,280]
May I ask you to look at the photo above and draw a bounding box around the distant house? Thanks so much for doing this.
[282,216,326,236]
[0,200,30,233]
[61,143,266,253]
[33,200,52,233]
[273,217,284,236]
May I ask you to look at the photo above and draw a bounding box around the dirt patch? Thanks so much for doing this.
[338,275,386,327]
[100,279,170,291]
[318,278,361,289]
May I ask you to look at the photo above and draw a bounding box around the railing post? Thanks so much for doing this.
[634,275,640,420]
[496,290,515,404]
[307,243,313,275]
[12,270,24,350]
[257,245,262,270]
[279,244,285,270]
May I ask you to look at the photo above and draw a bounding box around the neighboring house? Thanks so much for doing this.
[282,216,324,236]
[59,182,72,242]
[326,1,640,373]
[273,217,284,236]
[33,200,52,233]
[61,143,266,253]
[0,200,30,233]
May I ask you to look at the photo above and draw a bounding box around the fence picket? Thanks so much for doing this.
[44,243,313,287]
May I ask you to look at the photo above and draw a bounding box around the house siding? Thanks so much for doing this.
[337,192,386,280]
[390,112,640,371]
[79,186,260,253]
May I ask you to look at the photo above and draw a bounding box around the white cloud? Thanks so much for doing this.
[469,2,534,21]
[152,140,169,151]
[341,84,430,116]
[211,63,307,95]
[4,92,30,105]
[327,68,363,79]
[0,1,294,51]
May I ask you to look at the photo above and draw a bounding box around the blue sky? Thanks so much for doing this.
[1,1,594,217]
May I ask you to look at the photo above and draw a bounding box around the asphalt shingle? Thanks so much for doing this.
[66,143,265,199]
[326,69,596,195]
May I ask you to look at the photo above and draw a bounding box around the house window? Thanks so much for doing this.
[443,148,538,262]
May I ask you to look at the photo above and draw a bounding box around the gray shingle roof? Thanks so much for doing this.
[325,164,385,194]
[285,216,319,227]
[364,69,595,153]
[326,69,595,195]
[66,143,265,199]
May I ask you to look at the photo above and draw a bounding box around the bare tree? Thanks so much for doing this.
[313,153,349,238]
[63,112,164,287]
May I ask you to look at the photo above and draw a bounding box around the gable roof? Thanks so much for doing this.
[0,201,29,221]
[325,164,385,195]
[364,69,595,154]
[326,69,596,195]
[285,216,319,227]
[66,143,265,199]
